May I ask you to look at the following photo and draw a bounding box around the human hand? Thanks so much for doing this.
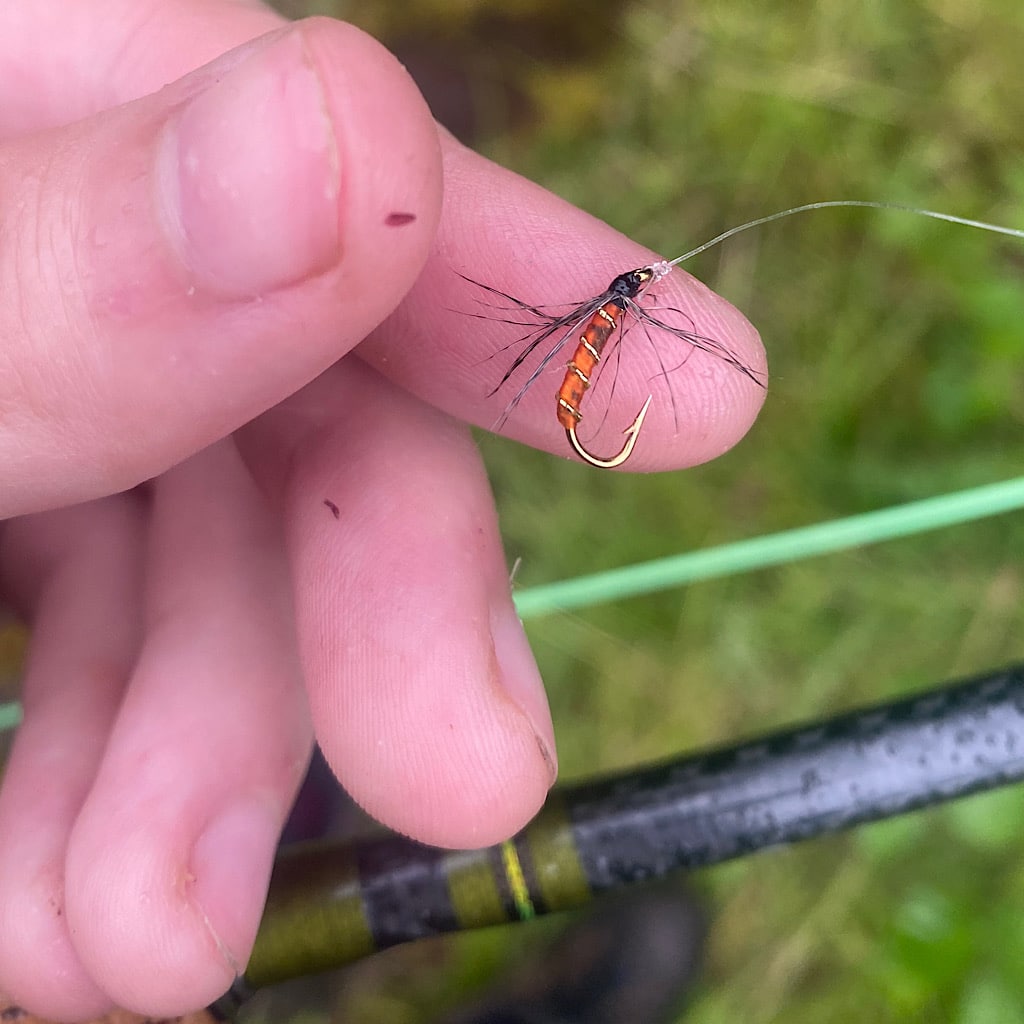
[0,2,764,1020]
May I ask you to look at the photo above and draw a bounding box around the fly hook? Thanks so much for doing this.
[565,394,653,468]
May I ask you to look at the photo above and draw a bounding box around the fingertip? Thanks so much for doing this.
[64,819,235,1016]
[58,442,311,1015]
[335,676,555,851]
[626,268,768,471]
[63,779,286,1015]
[261,365,556,850]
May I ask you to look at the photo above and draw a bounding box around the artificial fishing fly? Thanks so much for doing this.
[464,262,762,468]
[464,200,1024,469]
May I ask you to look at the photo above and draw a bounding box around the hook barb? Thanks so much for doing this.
[566,395,653,469]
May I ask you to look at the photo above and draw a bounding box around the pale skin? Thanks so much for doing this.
[0,1,766,1019]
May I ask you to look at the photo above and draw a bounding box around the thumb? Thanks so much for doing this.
[0,19,441,517]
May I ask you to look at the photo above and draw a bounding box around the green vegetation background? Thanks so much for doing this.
[272,2,1024,1022]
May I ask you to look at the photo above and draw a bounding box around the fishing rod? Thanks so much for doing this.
[1,661,1021,1024]
[204,660,1024,1019]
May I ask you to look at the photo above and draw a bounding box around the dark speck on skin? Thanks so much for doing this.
[324,499,340,519]
[385,212,417,227]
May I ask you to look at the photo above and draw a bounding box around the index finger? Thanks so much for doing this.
[360,134,766,472]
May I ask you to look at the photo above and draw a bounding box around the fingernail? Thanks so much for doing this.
[157,29,340,298]
[190,796,282,970]
[490,602,558,784]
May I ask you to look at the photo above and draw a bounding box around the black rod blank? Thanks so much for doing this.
[218,662,1024,1015]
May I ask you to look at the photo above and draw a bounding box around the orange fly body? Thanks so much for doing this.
[555,270,654,432]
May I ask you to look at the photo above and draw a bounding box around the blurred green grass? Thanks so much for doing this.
[271,1,1024,1021]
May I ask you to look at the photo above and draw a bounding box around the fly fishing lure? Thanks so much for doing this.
[464,201,1024,467]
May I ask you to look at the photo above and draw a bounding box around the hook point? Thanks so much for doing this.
[566,395,653,469]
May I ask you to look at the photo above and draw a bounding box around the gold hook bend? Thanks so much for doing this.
[565,395,653,469]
